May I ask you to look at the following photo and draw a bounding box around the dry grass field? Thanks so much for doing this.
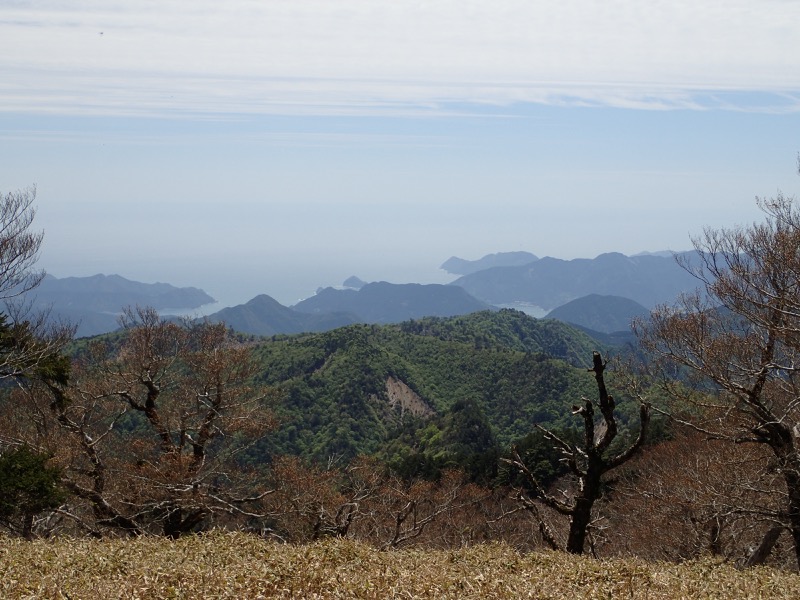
[1,531,798,599]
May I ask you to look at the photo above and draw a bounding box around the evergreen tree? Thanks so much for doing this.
[0,445,66,539]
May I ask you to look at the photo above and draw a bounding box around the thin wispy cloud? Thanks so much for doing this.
[4,0,799,116]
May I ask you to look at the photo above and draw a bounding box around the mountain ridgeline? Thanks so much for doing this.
[207,294,359,337]
[35,274,214,311]
[440,251,539,275]
[293,281,492,321]
[449,251,701,309]
[27,250,697,341]
[205,281,493,336]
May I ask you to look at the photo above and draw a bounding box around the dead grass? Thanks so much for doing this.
[1,531,797,599]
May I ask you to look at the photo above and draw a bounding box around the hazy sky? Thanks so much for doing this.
[2,1,799,306]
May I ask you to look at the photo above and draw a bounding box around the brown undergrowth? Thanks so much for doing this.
[1,531,798,599]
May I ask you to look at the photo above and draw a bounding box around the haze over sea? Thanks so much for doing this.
[45,251,457,312]
[44,245,687,318]
[3,2,798,307]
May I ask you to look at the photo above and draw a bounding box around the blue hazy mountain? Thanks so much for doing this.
[450,251,700,309]
[202,283,492,336]
[34,274,214,312]
[206,294,359,336]
[293,281,493,323]
[546,294,649,334]
[26,274,215,338]
[342,276,368,290]
[440,251,539,275]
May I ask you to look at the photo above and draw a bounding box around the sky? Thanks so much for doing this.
[2,1,799,307]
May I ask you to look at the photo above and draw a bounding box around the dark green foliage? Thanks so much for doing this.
[383,399,500,484]
[34,352,71,387]
[498,428,580,490]
[0,314,37,376]
[0,314,70,385]
[440,399,497,461]
[0,445,66,536]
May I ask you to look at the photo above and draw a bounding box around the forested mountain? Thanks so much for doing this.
[397,310,604,362]
[251,310,639,477]
[450,251,700,309]
[546,294,649,333]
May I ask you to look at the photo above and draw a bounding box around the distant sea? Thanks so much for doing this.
[46,253,460,316]
[158,261,456,315]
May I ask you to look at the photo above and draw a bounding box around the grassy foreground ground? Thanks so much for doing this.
[1,532,798,599]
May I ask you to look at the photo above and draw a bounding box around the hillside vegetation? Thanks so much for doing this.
[2,532,797,599]
[251,310,629,467]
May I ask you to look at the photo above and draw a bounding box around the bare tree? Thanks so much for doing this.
[602,429,791,565]
[0,186,73,382]
[30,307,277,537]
[0,186,44,300]
[0,186,76,538]
[504,351,650,555]
[263,455,382,543]
[638,193,800,568]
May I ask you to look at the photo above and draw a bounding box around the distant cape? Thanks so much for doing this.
[27,274,215,338]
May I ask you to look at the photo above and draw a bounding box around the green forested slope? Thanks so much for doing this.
[251,310,630,475]
[396,310,599,365]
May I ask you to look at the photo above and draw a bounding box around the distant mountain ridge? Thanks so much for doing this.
[35,274,214,312]
[201,282,493,337]
[450,251,700,309]
[440,251,539,275]
[293,281,492,323]
[342,276,367,290]
[206,294,358,336]
[30,249,692,339]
